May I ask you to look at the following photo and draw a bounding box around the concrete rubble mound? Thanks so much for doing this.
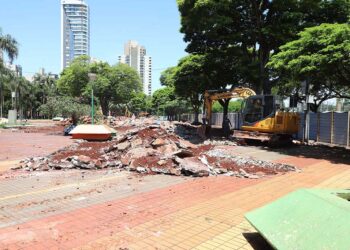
[16,117,299,178]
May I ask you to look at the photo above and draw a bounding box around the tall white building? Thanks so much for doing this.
[61,0,90,70]
[118,40,152,96]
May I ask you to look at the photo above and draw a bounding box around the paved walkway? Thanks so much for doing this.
[0,129,72,171]
[0,146,349,249]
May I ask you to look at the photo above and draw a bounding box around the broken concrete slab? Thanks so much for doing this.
[117,142,131,151]
[176,157,210,177]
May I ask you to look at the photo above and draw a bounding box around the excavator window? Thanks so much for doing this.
[242,95,275,124]
[243,97,263,123]
[263,96,274,117]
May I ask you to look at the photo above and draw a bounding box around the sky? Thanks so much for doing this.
[0,0,188,92]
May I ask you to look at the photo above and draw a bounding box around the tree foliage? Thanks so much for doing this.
[39,96,90,124]
[57,56,90,97]
[269,23,350,110]
[0,28,18,64]
[160,67,177,87]
[152,86,190,118]
[128,92,152,114]
[177,0,350,93]
[57,57,142,116]
[172,55,209,121]
[212,100,243,113]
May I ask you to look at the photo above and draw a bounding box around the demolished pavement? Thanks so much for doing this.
[15,117,300,179]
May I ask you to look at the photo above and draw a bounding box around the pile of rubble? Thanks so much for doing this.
[60,116,92,126]
[16,118,299,179]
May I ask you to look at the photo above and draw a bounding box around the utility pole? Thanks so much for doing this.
[303,79,310,144]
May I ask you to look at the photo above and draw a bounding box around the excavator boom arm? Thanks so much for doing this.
[203,87,256,124]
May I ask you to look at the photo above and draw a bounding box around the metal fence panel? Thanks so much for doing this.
[181,111,349,148]
[309,113,318,141]
[319,113,332,144]
[296,113,317,141]
[297,113,304,140]
[228,113,241,129]
[333,112,348,146]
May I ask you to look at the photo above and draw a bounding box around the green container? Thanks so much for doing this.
[245,189,350,250]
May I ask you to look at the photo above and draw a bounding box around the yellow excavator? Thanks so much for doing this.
[203,87,299,145]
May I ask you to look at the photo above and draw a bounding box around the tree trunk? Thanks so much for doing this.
[100,98,109,117]
[219,99,231,127]
[193,105,200,125]
[72,113,78,126]
[219,99,230,118]
[194,111,199,124]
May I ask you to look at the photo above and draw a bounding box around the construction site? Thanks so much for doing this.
[1,109,350,249]
[1,0,350,249]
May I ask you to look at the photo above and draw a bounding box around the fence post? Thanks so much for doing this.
[317,112,320,143]
[331,111,334,145]
[347,111,350,148]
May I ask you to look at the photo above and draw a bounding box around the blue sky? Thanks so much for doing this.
[0,0,188,92]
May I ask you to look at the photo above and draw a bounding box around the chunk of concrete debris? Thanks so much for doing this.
[152,138,167,147]
[77,155,91,164]
[176,139,197,149]
[117,141,131,151]
[176,157,210,177]
[131,138,143,148]
[136,167,147,173]
[157,160,168,166]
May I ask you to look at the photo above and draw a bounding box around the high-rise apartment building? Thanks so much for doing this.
[118,40,152,96]
[61,0,90,70]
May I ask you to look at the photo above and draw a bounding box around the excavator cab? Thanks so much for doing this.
[241,95,275,125]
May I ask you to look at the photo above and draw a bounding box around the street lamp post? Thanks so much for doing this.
[88,73,97,125]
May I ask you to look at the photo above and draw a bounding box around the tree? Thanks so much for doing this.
[128,92,151,115]
[0,28,18,64]
[32,72,58,111]
[108,63,143,114]
[152,86,191,119]
[39,96,90,125]
[85,61,112,116]
[152,87,176,114]
[269,23,350,111]
[163,99,190,121]
[57,56,90,96]
[160,67,177,87]
[172,55,209,123]
[0,28,18,117]
[177,0,350,93]
[58,58,142,116]
[212,100,243,113]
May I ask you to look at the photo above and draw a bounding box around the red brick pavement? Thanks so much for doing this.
[0,177,262,249]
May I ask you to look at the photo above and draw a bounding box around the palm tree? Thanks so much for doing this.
[0,28,18,64]
[0,28,18,117]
